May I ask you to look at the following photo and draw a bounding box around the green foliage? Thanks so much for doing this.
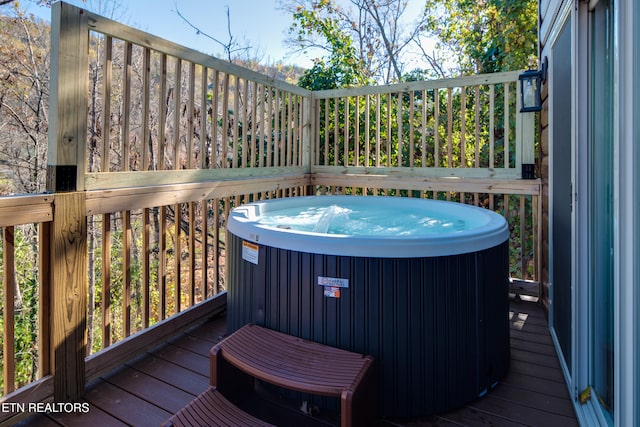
[423,0,538,74]
[291,1,370,89]
[0,225,41,395]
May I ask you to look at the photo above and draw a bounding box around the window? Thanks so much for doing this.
[589,0,614,418]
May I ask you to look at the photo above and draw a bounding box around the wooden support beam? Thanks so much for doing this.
[51,192,87,401]
[47,2,89,192]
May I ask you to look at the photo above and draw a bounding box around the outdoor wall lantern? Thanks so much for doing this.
[519,57,547,112]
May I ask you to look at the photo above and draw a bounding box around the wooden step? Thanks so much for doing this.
[162,386,275,427]
[211,324,376,427]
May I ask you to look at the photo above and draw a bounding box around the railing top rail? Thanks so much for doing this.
[312,70,523,99]
[59,2,309,97]
[0,194,53,227]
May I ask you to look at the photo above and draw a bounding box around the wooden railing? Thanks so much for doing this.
[0,195,53,411]
[0,2,540,424]
[311,72,535,176]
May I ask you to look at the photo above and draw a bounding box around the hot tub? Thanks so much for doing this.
[226,195,510,418]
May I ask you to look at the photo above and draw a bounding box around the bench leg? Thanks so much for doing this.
[341,357,377,427]
[210,344,255,402]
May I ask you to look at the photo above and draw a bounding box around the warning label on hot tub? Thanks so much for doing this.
[318,276,349,288]
[242,241,259,265]
[324,286,341,298]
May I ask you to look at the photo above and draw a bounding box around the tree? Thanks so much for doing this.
[0,12,50,195]
[0,1,59,7]
[284,0,434,86]
[175,3,251,62]
[292,1,368,90]
[423,0,538,74]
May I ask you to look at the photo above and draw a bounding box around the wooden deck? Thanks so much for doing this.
[17,301,577,427]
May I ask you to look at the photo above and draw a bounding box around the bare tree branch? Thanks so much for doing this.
[174,1,250,61]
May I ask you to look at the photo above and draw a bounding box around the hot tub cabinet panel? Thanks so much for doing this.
[227,233,510,418]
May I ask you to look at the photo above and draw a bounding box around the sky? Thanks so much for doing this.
[27,0,316,68]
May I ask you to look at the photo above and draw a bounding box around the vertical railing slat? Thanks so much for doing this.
[364,95,370,167]
[266,87,274,168]
[333,98,339,166]
[421,89,427,168]
[214,198,221,295]
[354,96,360,167]
[434,89,440,167]
[504,83,510,170]
[324,98,329,166]
[221,73,230,168]
[409,91,415,167]
[172,58,182,170]
[447,87,453,169]
[189,202,196,306]
[241,79,249,168]
[397,93,403,167]
[489,84,495,169]
[199,66,208,170]
[142,208,150,328]
[211,70,220,169]
[158,53,168,170]
[344,97,349,167]
[201,199,209,299]
[233,76,241,168]
[293,95,299,166]
[159,206,167,320]
[174,203,181,315]
[101,36,112,173]
[122,41,132,171]
[122,210,131,337]
[39,222,51,378]
[142,47,151,171]
[461,86,466,168]
[272,89,280,167]
[3,226,16,395]
[102,213,111,345]
[375,94,381,168]
[280,90,287,167]
[187,62,196,169]
[257,84,265,168]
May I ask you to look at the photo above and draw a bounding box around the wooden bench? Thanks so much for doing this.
[212,324,376,427]
[162,386,275,427]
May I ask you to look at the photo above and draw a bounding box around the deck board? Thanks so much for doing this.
[84,380,172,425]
[17,302,577,427]
[125,354,209,395]
[47,403,129,427]
[102,367,196,413]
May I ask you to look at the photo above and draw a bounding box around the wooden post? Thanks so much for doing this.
[51,192,87,401]
[48,2,89,401]
[47,2,88,192]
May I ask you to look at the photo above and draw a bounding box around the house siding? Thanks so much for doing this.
[538,0,562,310]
